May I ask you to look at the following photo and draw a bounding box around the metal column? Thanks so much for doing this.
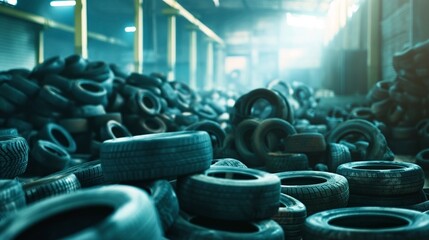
[215,45,224,89]
[74,0,88,58]
[134,0,143,73]
[37,28,44,64]
[189,27,197,89]
[164,9,178,81]
[205,40,214,90]
[367,0,381,90]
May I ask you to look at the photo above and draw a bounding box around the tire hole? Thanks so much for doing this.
[81,82,101,93]
[142,96,154,109]
[52,128,70,148]
[208,172,257,180]
[190,216,259,233]
[111,126,128,138]
[15,205,114,240]
[281,176,327,186]
[328,214,409,229]
[43,145,67,157]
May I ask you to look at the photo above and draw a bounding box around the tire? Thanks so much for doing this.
[0,96,15,114]
[416,149,429,170]
[177,167,281,221]
[100,120,132,141]
[52,160,105,188]
[125,116,167,135]
[167,212,284,240]
[212,158,248,168]
[348,191,427,207]
[38,85,71,111]
[38,123,77,153]
[283,133,327,153]
[252,118,297,166]
[234,119,261,167]
[0,136,29,179]
[265,153,309,173]
[71,105,106,118]
[337,161,424,196]
[31,56,65,79]
[0,179,26,219]
[43,74,73,92]
[185,120,226,153]
[327,119,394,160]
[128,90,161,117]
[304,207,429,240]
[276,171,349,215]
[175,112,199,126]
[89,112,123,129]
[0,128,18,137]
[273,194,306,239]
[30,140,71,175]
[8,75,40,97]
[0,83,27,106]
[23,173,81,204]
[71,79,107,105]
[58,118,89,134]
[63,54,87,77]
[326,143,351,172]
[100,131,212,182]
[129,180,179,232]
[0,185,163,240]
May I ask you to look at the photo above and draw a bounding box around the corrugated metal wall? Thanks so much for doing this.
[0,15,37,71]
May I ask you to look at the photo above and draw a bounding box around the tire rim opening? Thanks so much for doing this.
[281,176,327,186]
[208,172,258,180]
[328,214,410,229]
[250,98,272,119]
[14,205,114,240]
[353,165,404,170]
[142,96,155,109]
[81,82,102,93]
[421,151,429,160]
[190,216,259,233]
[111,125,129,138]
[43,144,67,157]
[144,119,161,131]
[52,128,70,148]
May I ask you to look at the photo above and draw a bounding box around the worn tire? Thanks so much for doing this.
[212,158,248,168]
[101,131,212,182]
[265,153,309,173]
[0,135,29,179]
[38,123,77,153]
[304,207,429,240]
[234,119,261,167]
[326,143,352,172]
[337,161,424,196]
[0,185,163,240]
[276,171,349,215]
[273,193,307,239]
[284,133,327,153]
[177,166,281,221]
[0,179,26,219]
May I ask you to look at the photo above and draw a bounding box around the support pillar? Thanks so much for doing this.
[74,0,88,58]
[189,26,198,89]
[134,0,143,73]
[205,40,214,90]
[367,0,381,90]
[37,28,44,64]
[163,8,179,81]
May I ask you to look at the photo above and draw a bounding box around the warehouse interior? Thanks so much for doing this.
[1,0,429,239]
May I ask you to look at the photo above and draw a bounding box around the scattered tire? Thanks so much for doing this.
[265,153,309,173]
[337,161,425,196]
[177,166,281,221]
[0,179,26,219]
[326,143,352,172]
[276,171,349,214]
[212,158,248,168]
[30,140,71,175]
[304,207,429,240]
[416,149,429,170]
[51,160,105,188]
[283,133,327,153]
[234,119,261,167]
[0,185,163,240]
[0,135,29,179]
[100,120,132,141]
[22,173,81,204]
[38,123,77,153]
[348,191,427,207]
[100,131,212,182]
[167,212,284,240]
[272,193,307,240]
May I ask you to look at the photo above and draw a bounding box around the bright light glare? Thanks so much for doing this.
[50,1,76,7]
[125,26,136,33]
[0,0,17,5]
[286,13,325,29]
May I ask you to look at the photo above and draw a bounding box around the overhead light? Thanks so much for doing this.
[125,26,136,33]
[0,0,18,6]
[50,1,76,7]
[213,0,219,7]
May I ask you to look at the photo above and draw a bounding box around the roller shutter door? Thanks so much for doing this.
[0,14,37,71]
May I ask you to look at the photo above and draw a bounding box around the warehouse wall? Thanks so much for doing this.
[380,0,411,80]
[0,15,37,71]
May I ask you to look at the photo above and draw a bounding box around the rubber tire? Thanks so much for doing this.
[304,207,429,240]
[348,191,427,207]
[273,193,307,239]
[167,212,284,240]
[99,120,132,141]
[22,173,81,204]
[71,105,106,118]
[416,149,429,170]
[38,123,77,153]
[177,166,281,221]
[185,120,226,153]
[283,133,327,153]
[212,158,248,168]
[326,143,352,172]
[0,128,18,136]
[58,118,89,134]
[128,180,179,232]
[265,153,309,173]
[0,185,163,240]
[100,131,212,182]
[0,179,26,219]
[337,161,424,196]
[30,140,71,174]
[71,79,107,105]
[0,135,29,178]
[0,83,27,106]
[326,119,394,160]
[234,119,261,167]
[52,160,105,188]
[8,75,40,97]
[252,118,297,166]
[128,90,161,117]
[38,85,71,111]
[276,171,349,215]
